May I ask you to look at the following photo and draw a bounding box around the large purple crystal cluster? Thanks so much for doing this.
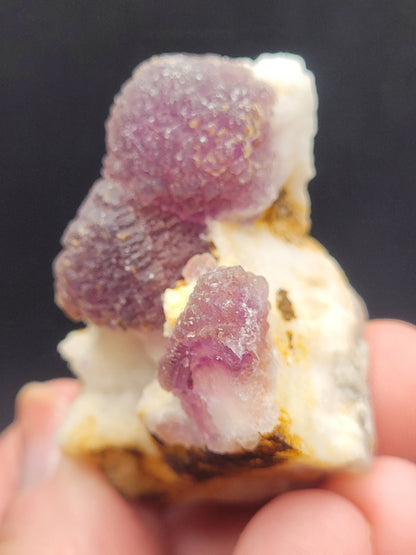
[104,54,277,223]
[54,53,278,332]
[158,266,271,445]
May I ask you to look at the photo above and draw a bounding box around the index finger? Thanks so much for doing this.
[366,319,416,462]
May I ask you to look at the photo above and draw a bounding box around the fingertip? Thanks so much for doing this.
[366,320,416,461]
[367,318,415,336]
[165,502,255,555]
[0,380,79,520]
[233,489,372,555]
[15,379,79,490]
[16,379,79,416]
[0,457,165,555]
[0,424,22,522]
[324,456,416,555]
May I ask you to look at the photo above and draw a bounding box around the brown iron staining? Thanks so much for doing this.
[207,239,219,260]
[89,447,176,501]
[286,330,294,349]
[261,189,293,225]
[259,185,311,238]
[276,289,296,321]
[153,430,297,482]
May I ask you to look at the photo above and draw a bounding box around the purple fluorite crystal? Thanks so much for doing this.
[158,266,271,445]
[54,180,207,330]
[103,54,277,223]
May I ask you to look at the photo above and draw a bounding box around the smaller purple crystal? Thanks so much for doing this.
[158,266,271,444]
[54,179,207,330]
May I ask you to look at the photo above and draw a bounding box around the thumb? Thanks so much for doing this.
[0,380,164,555]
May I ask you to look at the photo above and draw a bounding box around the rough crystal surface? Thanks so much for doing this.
[158,265,272,448]
[103,54,277,223]
[54,180,207,330]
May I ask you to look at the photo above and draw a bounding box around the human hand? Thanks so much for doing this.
[0,320,415,554]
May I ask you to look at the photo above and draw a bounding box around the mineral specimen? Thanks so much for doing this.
[55,52,374,503]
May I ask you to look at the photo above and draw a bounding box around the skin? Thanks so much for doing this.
[0,320,415,554]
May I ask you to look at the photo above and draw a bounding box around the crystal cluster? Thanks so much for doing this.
[54,53,280,331]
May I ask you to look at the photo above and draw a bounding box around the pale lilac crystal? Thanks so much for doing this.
[103,54,277,223]
[181,253,218,282]
[158,266,271,444]
[53,179,207,330]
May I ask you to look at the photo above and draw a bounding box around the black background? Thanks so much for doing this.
[1,1,415,430]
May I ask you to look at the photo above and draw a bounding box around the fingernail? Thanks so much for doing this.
[16,382,62,490]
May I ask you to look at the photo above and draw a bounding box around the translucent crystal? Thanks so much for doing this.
[158,265,274,450]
